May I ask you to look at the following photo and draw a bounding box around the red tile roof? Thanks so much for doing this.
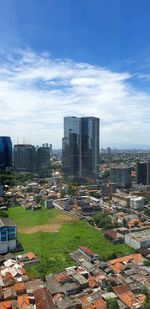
[18,294,29,308]
[54,273,70,283]
[14,282,26,293]
[109,253,143,273]
[0,300,12,309]
[104,230,117,240]
[82,297,106,309]
[113,284,130,295]
[33,288,56,309]
[79,246,97,257]
[26,252,37,260]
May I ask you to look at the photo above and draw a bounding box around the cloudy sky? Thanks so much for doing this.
[0,0,150,148]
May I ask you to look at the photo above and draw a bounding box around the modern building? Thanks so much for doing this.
[125,230,150,249]
[101,183,116,198]
[130,196,145,211]
[136,162,150,185]
[62,116,99,179]
[14,144,36,172]
[111,166,131,188]
[0,217,16,254]
[36,146,50,176]
[0,137,12,170]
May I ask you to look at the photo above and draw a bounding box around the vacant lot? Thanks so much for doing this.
[8,207,75,233]
[8,207,133,279]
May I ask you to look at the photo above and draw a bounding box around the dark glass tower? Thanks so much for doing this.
[62,117,99,179]
[14,144,36,172]
[0,137,12,170]
[136,162,150,185]
[36,147,50,176]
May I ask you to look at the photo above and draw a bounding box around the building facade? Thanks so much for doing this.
[130,196,145,210]
[36,147,50,176]
[111,166,131,188]
[0,137,12,170]
[0,218,16,254]
[62,117,99,179]
[136,162,150,185]
[125,230,150,250]
[14,144,36,172]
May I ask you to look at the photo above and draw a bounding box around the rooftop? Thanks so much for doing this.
[0,217,15,227]
[127,230,150,241]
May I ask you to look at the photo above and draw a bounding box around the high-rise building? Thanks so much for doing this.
[14,144,36,172]
[0,137,12,170]
[62,116,99,179]
[36,147,50,176]
[111,166,131,188]
[136,162,150,185]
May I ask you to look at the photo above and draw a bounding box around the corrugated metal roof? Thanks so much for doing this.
[33,288,57,309]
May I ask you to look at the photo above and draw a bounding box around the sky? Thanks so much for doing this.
[0,0,150,148]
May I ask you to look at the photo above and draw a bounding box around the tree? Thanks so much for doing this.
[107,298,119,309]
[133,221,139,227]
[93,213,112,229]
[68,185,77,197]
[141,285,149,296]
[142,295,150,309]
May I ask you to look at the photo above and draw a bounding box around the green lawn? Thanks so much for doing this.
[8,207,60,227]
[8,207,133,279]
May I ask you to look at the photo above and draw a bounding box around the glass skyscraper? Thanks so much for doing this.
[14,144,36,172]
[0,137,12,170]
[36,146,51,176]
[62,116,99,179]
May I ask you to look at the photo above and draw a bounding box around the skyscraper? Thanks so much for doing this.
[0,137,12,170]
[111,166,131,188]
[36,146,50,176]
[136,162,150,185]
[14,144,36,172]
[62,116,99,179]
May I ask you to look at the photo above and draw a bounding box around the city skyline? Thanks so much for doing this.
[0,1,150,147]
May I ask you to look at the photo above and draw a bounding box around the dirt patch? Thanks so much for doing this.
[18,213,75,233]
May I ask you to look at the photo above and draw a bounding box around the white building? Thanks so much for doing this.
[125,230,150,249]
[130,196,145,210]
[0,218,16,254]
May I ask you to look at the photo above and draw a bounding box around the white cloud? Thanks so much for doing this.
[0,48,149,148]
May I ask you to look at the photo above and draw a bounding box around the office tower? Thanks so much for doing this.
[136,162,150,185]
[0,137,12,170]
[36,147,50,176]
[111,166,131,188]
[62,116,99,179]
[42,143,52,155]
[14,144,36,172]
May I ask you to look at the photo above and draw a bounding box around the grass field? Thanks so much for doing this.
[8,207,133,279]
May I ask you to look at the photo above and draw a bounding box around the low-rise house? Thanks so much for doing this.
[33,288,57,309]
[55,295,82,309]
[14,282,26,296]
[3,287,17,301]
[104,229,124,243]
[16,252,38,265]
[78,246,99,261]
[45,275,64,296]
[25,279,44,295]
[17,294,30,308]
[63,282,80,296]
[54,273,71,285]
[73,274,89,289]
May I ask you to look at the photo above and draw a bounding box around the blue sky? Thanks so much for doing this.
[0,0,150,148]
